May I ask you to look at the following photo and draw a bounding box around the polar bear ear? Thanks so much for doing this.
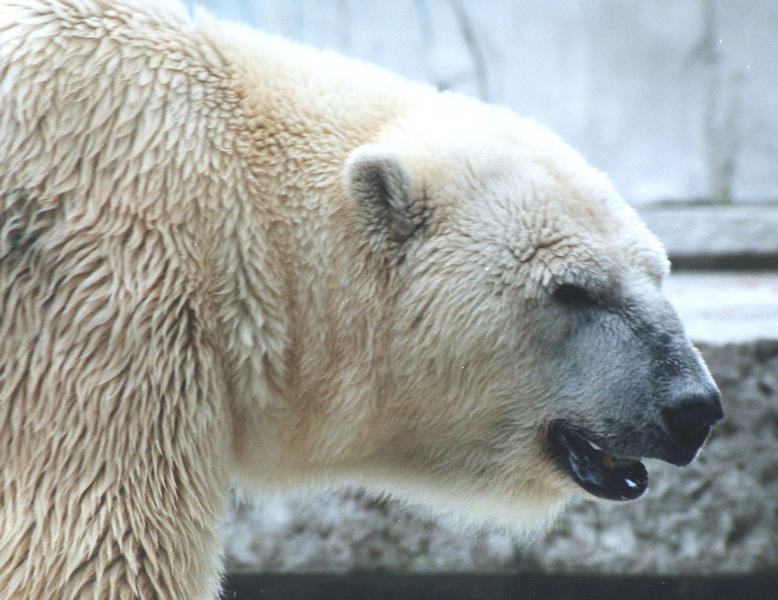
[344,145,419,244]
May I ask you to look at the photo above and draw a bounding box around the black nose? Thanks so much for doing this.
[663,390,723,451]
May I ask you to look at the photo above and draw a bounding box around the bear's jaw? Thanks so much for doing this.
[548,421,648,501]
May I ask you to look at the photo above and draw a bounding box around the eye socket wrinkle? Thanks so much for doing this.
[552,283,597,308]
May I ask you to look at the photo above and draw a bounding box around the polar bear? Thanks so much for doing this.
[0,0,722,598]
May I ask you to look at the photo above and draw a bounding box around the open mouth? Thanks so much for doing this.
[548,421,648,501]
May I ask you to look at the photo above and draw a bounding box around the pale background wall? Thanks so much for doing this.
[182,0,778,205]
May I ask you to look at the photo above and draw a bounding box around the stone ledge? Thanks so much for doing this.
[664,272,778,344]
[223,573,778,599]
[639,203,778,271]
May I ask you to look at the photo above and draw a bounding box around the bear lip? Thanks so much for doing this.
[548,421,648,501]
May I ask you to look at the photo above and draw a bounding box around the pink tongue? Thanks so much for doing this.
[602,453,637,470]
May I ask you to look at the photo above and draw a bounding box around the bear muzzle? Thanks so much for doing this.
[548,385,723,502]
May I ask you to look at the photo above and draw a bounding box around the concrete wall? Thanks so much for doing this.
[184,0,778,204]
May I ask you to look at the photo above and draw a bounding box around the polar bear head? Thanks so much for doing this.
[330,97,722,525]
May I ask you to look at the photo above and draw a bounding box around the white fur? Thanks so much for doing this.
[1,1,672,598]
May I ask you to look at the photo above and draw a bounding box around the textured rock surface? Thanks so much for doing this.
[221,339,778,575]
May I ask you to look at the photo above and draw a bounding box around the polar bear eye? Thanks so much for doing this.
[552,283,596,308]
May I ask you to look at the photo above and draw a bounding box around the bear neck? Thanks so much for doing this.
[203,24,421,475]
